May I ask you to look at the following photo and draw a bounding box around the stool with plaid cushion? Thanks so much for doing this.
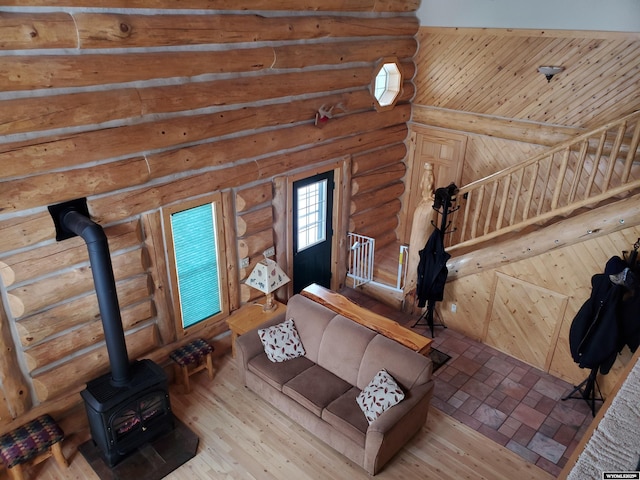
[169,338,215,393]
[0,414,68,480]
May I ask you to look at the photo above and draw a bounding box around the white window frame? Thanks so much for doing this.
[371,57,402,112]
[296,178,328,252]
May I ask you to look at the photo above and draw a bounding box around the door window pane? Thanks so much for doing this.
[296,179,327,252]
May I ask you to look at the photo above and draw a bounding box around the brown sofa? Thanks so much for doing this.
[235,294,434,475]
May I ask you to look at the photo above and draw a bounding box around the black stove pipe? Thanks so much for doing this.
[61,210,132,387]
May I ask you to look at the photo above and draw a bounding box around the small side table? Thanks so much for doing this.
[227,300,284,357]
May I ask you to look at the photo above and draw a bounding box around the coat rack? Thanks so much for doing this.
[430,183,459,236]
[564,238,640,416]
[412,183,459,336]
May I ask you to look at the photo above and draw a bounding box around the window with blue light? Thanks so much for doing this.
[164,194,228,334]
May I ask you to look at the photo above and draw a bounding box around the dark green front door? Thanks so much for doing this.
[292,171,334,293]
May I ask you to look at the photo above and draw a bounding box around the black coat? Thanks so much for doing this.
[569,266,640,375]
[416,228,450,308]
[568,273,622,375]
[619,284,640,352]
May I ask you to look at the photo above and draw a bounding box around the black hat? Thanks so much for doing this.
[604,255,627,275]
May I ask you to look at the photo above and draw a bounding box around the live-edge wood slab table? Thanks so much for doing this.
[301,284,432,355]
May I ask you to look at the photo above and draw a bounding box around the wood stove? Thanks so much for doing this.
[49,199,177,467]
[82,360,174,467]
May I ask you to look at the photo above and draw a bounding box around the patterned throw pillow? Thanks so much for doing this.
[356,369,405,424]
[258,318,306,363]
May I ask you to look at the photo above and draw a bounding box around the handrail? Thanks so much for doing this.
[448,110,640,252]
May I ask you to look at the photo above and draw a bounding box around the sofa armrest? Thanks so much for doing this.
[235,313,286,382]
[363,379,434,474]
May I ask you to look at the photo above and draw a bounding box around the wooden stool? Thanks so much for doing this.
[170,338,215,393]
[0,414,68,480]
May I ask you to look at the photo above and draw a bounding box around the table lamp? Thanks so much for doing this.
[246,257,291,311]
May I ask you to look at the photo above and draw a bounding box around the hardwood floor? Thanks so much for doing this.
[29,349,554,480]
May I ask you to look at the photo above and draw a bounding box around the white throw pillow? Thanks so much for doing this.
[258,318,306,363]
[356,369,405,424]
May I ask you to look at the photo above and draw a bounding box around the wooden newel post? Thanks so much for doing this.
[403,162,436,314]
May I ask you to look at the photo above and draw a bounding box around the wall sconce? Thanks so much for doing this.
[537,66,565,83]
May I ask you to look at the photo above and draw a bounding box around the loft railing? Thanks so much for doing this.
[448,110,640,252]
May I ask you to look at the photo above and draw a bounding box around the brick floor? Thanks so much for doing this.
[339,287,598,478]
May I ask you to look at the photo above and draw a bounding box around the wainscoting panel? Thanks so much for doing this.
[484,272,568,370]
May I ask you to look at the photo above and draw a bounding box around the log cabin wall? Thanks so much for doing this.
[0,1,418,431]
[410,26,640,396]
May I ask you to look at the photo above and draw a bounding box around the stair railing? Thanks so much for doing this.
[448,110,640,252]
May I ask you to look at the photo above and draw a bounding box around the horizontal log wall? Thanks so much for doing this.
[350,143,407,249]
[0,2,417,431]
[410,26,640,394]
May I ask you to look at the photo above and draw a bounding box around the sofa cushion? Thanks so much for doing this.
[282,365,351,417]
[285,295,337,363]
[358,334,432,391]
[356,369,405,424]
[322,387,368,446]
[248,353,315,391]
[258,318,306,363]
[317,315,377,385]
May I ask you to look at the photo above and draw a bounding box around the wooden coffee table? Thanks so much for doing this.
[226,300,284,357]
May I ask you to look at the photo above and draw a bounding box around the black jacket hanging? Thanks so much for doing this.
[568,255,640,375]
[619,285,640,352]
[416,228,450,308]
[568,273,622,375]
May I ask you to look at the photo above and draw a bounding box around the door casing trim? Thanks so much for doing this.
[273,156,351,300]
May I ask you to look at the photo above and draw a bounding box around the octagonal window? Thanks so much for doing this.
[372,58,402,111]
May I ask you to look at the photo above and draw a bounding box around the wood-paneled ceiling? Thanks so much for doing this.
[414,28,640,128]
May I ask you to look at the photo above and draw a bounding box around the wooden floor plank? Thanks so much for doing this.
[28,353,554,480]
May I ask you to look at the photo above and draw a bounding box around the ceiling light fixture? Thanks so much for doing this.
[537,66,565,83]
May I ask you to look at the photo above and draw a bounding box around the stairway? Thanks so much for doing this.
[352,111,640,306]
[446,109,640,257]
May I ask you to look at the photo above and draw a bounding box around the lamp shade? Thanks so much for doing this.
[246,258,290,294]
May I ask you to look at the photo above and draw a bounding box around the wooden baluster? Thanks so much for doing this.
[602,122,627,193]
[483,181,499,235]
[585,131,607,198]
[621,120,640,183]
[621,120,640,184]
[470,185,484,240]
[536,155,553,216]
[495,175,511,231]
[509,168,524,225]
[551,147,571,209]
[460,189,472,242]
[522,162,539,221]
[568,140,589,204]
